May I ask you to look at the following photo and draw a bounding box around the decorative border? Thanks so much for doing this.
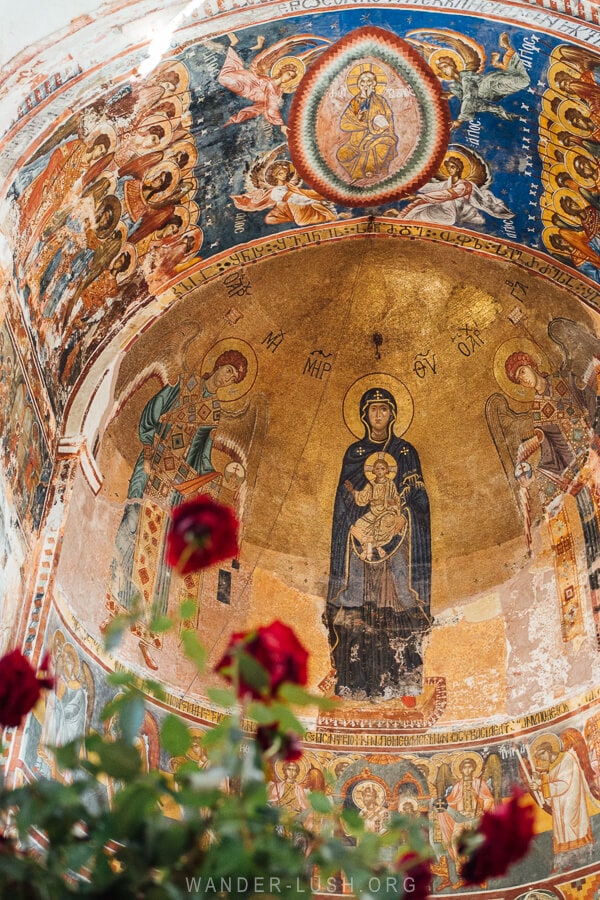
[288,26,450,207]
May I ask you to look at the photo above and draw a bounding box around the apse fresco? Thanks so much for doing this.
[7,7,600,416]
[0,320,52,533]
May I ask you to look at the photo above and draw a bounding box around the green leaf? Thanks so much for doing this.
[118,692,146,744]
[179,598,197,620]
[309,791,333,813]
[206,687,237,708]
[96,740,142,778]
[107,671,135,687]
[103,614,132,652]
[237,651,269,692]
[181,629,207,670]
[267,702,305,734]
[148,615,174,634]
[161,715,192,756]
[278,683,336,710]
[246,702,279,725]
[51,740,82,771]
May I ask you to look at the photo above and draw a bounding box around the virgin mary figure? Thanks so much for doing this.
[325,386,432,700]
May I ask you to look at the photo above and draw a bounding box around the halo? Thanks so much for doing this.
[270,56,305,93]
[167,139,198,172]
[396,795,420,814]
[142,161,181,207]
[351,779,387,810]
[542,224,572,259]
[552,186,585,223]
[450,751,483,780]
[154,59,190,93]
[430,48,464,77]
[159,204,190,237]
[114,242,138,283]
[342,373,414,439]
[364,451,398,483]
[200,338,258,402]
[273,754,311,783]
[346,60,388,95]
[85,122,118,155]
[136,113,173,149]
[545,162,571,195]
[95,195,122,238]
[61,642,80,674]
[556,98,593,135]
[547,59,581,95]
[493,338,551,403]
[440,148,473,181]
[529,732,562,759]
[564,146,598,186]
[154,93,183,123]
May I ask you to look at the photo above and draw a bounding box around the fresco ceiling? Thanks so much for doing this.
[9,5,600,895]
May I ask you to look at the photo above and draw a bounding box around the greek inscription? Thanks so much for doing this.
[413,350,437,379]
[452,322,484,357]
[223,270,251,297]
[262,330,285,353]
[303,349,333,379]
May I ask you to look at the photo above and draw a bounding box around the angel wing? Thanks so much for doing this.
[548,316,600,385]
[558,45,600,74]
[246,144,287,191]
[80,659,96,733]
[212,392,269,530]
[469,184,514,218]
[485,393,542,548]
[251,34,331,77]
[561,727,600,801]
[435,761,456,801]
[482,752,503,803]
[405,29,486,73]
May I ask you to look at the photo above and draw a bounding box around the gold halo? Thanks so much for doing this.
[270,56,305,93]
[166,139,198,172]
[364,451,398,483]
[142,161,181,207]
[530,732,562,759]
[273,754,311,783]
[564,146,598,186]
[85,123,118,155]
[200,338,258,403]
[136,113,173,149]
[154,59,190,93]
[346,61,388,95]
[450,751,483,780]
[440,148,473,181]
[342,373,414,439]
[493,338,551,403]
[158,204,190,238]
[542,224,572,258]
[545,163,571,195]
[114,242,138,283]
[556,98,593,135]
[430,48,464,77]
[154,93,183,122]
[552,186,586,223]
[397,795,420,814]
[351,779,387,810]
[547,59,581,95]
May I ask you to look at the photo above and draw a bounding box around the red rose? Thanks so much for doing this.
[166,496,239,574]
[216,621,309,701]
[460,787,535,885]
[0,650,54,728]
[397,851,432,900]
[256,724,303,762]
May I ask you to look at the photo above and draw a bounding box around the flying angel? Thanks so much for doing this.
[406,29,530,125]
[398,145,513,227]
[215,34,331,134]
[231,144,338,226]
